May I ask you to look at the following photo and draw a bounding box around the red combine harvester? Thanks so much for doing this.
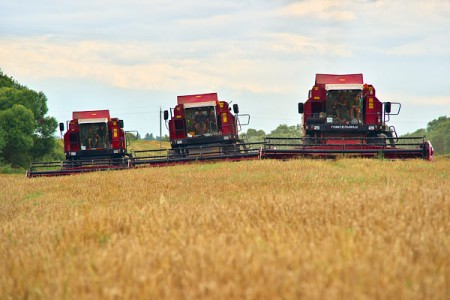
[166,93,246,152]
[264,74,434,160]
[132,93,259,166]
[26,80,434,178]
[27,110,130,177]
[61,110,127,161]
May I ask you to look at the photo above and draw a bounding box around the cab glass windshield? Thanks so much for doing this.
[326,90,362,124]
[79,123,110,150]
[184,106,219,137]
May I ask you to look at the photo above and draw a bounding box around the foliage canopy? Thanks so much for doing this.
[402,116,449,155]
[241,124,302,142]
[0,70,60,167]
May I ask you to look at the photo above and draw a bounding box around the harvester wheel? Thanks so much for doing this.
[302,135,317,146]
[174,148,188,158]
[368,134,387,146]
[112,157,129,167]
[223,144,239,155]
[68,159,81,168]
[386,132,396,147]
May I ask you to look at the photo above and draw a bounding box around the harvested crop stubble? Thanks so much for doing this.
[0,158,449,299]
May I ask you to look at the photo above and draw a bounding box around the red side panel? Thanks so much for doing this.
[310,86,326,100]
[73,110,110,120]
[173,104,184,119]
[365,96,382,125]
[64,121,80,152]
[109,118,126,151]
[363,84,382,125]
[177,93,218,105]
[168,120,176,140]
[168,119,186,139]
[304,102,312,120]
[63,132,71,152]
[216,101,237,135]
[315,74,363,85]
[171,105,186,139]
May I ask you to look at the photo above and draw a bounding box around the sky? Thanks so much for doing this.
[1,0,449,137]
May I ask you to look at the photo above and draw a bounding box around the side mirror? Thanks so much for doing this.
[119,120,124,128]
[59,122,65,132]
[233,104,239,114]
[385,102,391,114]
[298,103,304,114]
[163,110,169,120]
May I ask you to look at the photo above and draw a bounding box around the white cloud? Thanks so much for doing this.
[1,0,449,135]
[277,0,356,21]
[0,37,298,94]
[383,94,450,106]
[264,32,353,57]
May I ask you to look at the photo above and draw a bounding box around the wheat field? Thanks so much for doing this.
[0,158,449,299]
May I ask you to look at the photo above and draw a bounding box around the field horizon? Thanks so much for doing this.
[1,157,449,299]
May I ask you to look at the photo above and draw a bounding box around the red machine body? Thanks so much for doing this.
[301,74,390,140]
[62,110,127,160]
[165,93,241,149]
[276,73,435,160]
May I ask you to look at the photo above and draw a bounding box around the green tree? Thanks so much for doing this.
[427,116,449,155]
[402,116,449,155]
[126,132,138,141]
[144,133,155,141]
[0,70,58,167]
[0,73,23,89]
[0,104,35,166]
[267,124,302,138]
[0,128,5,161]
[156,135,169,142]
[241,128,266,142]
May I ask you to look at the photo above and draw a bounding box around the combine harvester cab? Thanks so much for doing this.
[265,74,434,160]
[27,110,130,177]
[133,93,260,166]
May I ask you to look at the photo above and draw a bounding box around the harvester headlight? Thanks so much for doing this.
[368,126,375,130]
[113,150,119,154]
[70,152,76,156]
[224,136,230,140]
[176,140,183,144]
[314,126,320,130]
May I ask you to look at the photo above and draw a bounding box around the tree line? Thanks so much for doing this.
[130,125,302,143]
[401,116,449,155]
[126,132,170,142]
[0,71,62,168]
[240,124,302,142]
